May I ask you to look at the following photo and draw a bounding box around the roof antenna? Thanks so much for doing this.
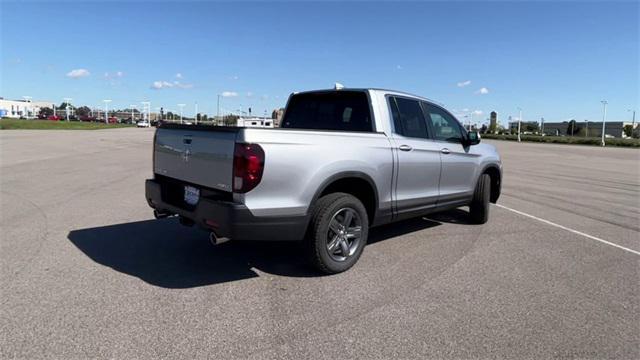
[334,82,344,90]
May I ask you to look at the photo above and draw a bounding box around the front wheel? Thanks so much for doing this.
[307,193,369,274]
[469,173,491,224]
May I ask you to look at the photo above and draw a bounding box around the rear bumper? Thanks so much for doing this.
[145,179,308,241]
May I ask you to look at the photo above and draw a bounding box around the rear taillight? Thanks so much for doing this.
[233,143,265,193]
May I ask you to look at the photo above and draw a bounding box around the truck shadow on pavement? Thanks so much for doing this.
[68,209,471,288]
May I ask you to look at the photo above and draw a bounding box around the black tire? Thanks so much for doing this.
[306,192,369,274]
[469,173,491,224]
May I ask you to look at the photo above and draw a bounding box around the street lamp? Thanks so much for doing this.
[517,107,522,142]
[628,109,636,137]
[103,99,112,123]
[140,101,150,122]
[129,105,137,123]
[600,100,608,147]
[217,94,222,126]
[178,104,185,123]
[22,96,32,118]
[585,120,589,138]
[64,97,73,121]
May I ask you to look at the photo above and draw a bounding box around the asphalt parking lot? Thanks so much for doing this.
[1,128,638,359]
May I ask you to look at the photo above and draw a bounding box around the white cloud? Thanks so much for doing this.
[66,68,90,78]
[104,71,124,79]
[151,81,174,89]
[175,73,183,79]
[475,87,489,95]
[151,79,193,90]
[472,110,484,116]
[246,92,253,97]
[222,91,238,97]
[457,80,471,87]
[260,95,268,101]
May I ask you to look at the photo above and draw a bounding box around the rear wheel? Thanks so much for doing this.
[469,173,491,224]
[307,193,368,274]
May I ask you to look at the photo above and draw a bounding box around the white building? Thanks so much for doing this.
[236,117,275,128]
[0,98,55,118]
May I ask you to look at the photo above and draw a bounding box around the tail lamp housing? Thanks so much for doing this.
[233,143,265,193]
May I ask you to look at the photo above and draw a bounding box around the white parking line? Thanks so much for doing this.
[495,203,640,256]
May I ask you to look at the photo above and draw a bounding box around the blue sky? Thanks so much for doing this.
[1,1,638,124]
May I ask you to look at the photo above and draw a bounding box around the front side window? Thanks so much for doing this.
[423,104,464,143]
[389,96,429,139]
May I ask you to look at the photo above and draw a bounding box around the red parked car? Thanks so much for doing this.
[47,115,61,121]
[80,116,97,122]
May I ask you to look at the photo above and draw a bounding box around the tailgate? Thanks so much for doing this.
[154,126,237,192]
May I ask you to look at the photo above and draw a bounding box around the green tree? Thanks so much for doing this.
[39,107,54,118]
[567,120,579,136]
[223,114,239,126]
[75,106,91,117]
[58,102,74,110]
[623,125,634,138]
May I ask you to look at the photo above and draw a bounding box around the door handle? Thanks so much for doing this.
[441,148,450,154]
[399,145,412,152]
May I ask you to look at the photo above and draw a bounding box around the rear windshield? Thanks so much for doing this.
[281,91,373,132]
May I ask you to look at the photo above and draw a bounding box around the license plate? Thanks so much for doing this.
[184,185,200,205]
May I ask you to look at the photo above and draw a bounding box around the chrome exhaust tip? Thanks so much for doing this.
[209,231,230,246]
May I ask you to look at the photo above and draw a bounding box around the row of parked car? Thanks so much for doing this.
[37,114,153,126]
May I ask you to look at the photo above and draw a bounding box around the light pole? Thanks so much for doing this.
[178,104,185,123]
[217,94,221,125]
[195,102,199,124]
[140,101,150,122]
[129,105,137,123]
[628,109,636,138]
[585,120,588,138]
[600,100,608,147]
[64,97,73,121]
[22,96,32,118]
[541,117,545,135]
[103,100,112,123]
[517,107,522,142]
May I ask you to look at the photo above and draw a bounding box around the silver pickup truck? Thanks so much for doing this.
[145,88,502,273]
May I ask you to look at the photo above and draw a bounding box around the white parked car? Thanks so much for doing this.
[137,120,150,128]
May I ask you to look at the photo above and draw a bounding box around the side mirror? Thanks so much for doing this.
[466,131,481,146]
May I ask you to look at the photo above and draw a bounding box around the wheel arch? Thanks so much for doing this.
[481,164,502,203]
[308,171,379,225]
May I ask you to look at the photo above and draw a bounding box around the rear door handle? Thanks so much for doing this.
[399,145,412,152]
[441,148,450,154]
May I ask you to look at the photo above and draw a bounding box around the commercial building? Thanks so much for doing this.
[542,121,636,138]
[0,98,54,118]
[508,121,539,134]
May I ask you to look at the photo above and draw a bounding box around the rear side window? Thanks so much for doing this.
[389,96,429,139]
[281,91,373,132]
